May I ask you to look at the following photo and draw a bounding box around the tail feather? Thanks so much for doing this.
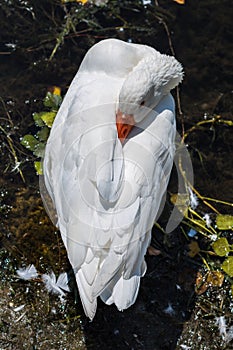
[93,251,124,297]
[101,275,141,311]
[76,269,97,320]
[99,272,120,305]
[75,231,150,319]
[81,256,100,286]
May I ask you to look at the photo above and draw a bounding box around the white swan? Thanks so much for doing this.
[42,38,183,320]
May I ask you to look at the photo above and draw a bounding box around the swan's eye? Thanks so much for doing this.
[140,101,145,107]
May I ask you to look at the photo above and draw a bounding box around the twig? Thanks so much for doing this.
[0,124,25,183]
[155,13,184,134]
[0,98,26,182]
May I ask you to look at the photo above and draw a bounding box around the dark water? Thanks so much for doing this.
[0,1,232,349]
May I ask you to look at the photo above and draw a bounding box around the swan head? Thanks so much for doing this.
[116,53,183,141]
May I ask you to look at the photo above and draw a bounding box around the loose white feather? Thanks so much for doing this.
[42,271,70,297]
[16,264,38,280]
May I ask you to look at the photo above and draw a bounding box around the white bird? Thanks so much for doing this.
[42,38,183,320]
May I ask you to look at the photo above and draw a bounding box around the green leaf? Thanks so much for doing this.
[34,161,43,175]
[216,214,233,230]
[170,193,189,216]
[40,111,56,128]
[222,256,233,277]
[21,135,39,151]
[212,237,230,257]
[36,126,50,141]
[33,112,45,127]
[43,92,62,109]
[33,142,45,158]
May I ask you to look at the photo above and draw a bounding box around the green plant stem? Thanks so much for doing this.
[188,207,218,235]
[188,183,220,214]
[201,197,233,207]
[198,254,211,270]
[182,220,211,238]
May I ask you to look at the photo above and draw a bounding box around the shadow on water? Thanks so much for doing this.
[0,0,232,349]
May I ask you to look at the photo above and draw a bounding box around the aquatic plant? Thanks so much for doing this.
[43,0,183,61]
[20,87,62,174]
[169,114,233,296]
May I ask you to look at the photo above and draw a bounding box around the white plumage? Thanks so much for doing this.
[42,38,183,320]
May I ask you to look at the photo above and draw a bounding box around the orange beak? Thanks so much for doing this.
[116,110,135,142]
